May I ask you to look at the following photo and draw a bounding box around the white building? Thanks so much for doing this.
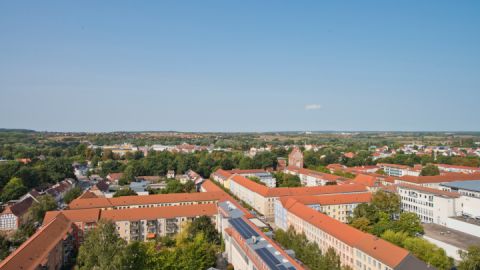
[398,184,459,225]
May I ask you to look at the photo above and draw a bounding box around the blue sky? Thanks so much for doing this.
[0,1,479,132]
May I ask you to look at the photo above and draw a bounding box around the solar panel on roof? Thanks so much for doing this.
[257,247,282,269]
[229,218,259,239]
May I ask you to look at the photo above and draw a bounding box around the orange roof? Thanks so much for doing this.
[212,169,233,179]
[100,204,218,221]
[397,172,480,184]
[230,169,266,174]
[286,167,345,182]
[43,209,101,225]
[78,191,98,199]
[378,163,411,169]
[397,183,460,198]
[201,180,224,193]
[281,193,372,206]
[69,192,225,209]
[283,198,409,268]
[230,174,368,197]
[353,174,378,187]
[436,164,480,171]
[0,213,72,270]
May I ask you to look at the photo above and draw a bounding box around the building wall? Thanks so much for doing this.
[445,218,480,238]
[0,213,18,231]
[281,210,393,270]
[456,196,480,218]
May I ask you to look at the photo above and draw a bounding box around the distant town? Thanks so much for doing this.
[0,130,479,269]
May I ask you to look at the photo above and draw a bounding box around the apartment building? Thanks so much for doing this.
[284,166,345,186]
[276,198,430,270]
[68,191,225,210]
[218,201,304,270]
[397,184,459,225]
[275,193,372,224]
[228,174,368,220]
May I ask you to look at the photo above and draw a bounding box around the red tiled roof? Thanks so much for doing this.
[107,173,124,181]
[353,174,378,187]
[397,172,480,184]
[436,164,480,171]
[0,213,72,270]
[212,169,233,179]
[283,198,409,268]
[100,204,217,221]
[43,208,101,225]
[230,174,368,197]
[378,163,411,170]
[201,180,224,193]
[281,193,372,206]
[230,169,266,174]
[68,192,225,209]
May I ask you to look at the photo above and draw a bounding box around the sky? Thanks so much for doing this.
[0,1,479,132]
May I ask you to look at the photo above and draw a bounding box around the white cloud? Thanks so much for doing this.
[305,104,322,110]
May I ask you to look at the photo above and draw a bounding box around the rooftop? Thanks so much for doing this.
[397,184,460,198]
[69,191,226,209]
[281,198,418,269]
[423,223,480,250]
[0,213,72,270]
[441,180,480,193]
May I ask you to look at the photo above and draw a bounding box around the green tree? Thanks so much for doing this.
[116,241,149,270]
[77,220,127,270]
[394,212,424,236]
[371,190,400,217]
[421,164,440,176]
[1,177,27,202]
[458,245,480,270]
[63,186,82,204]
[113,188,137,197]
[28,195,57,222]
[351,217,373,233]
[188,216,220,245]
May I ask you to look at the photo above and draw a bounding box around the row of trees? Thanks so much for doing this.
[76,216,221,270]
[274,228,351,270]
[94,150,278,185]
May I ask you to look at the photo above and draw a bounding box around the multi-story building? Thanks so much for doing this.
[284,166,345,186]
[218,201,304,270]
[228,174,369,220]
[288,147,303,168]
[45,204,218,242]
[0,213,76,270]
[377,163,421,177]
[275,193,372,224]
[394,172,480,189]
[68,191,225,210]
[441,180,480,198]
[229,169,277,187]
[276,198,431,270]
[397,184,459,225]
